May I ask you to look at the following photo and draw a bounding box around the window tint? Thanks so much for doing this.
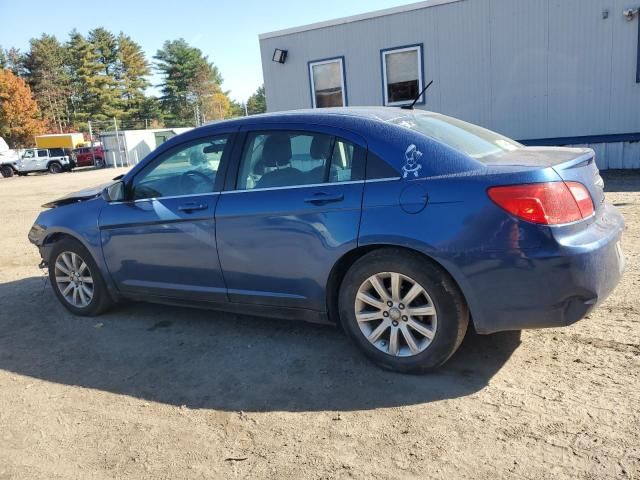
[366,152,399,179]
[37,150,48,158]
[132,136,228,200]
[49,148,65,157]
[309,58,346,108]
[237,132,361,190]
[329,139,357,182]
[382,46,423,105]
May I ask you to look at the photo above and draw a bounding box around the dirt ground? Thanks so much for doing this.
[0,167,638,480]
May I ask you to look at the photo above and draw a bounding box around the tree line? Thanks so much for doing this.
[0,29,266,147]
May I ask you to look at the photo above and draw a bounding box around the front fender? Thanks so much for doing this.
[29,198,121,301]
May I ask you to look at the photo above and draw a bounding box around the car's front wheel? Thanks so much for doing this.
[48,238,113,316]
[0,165,14,178]
[339,249,468,373]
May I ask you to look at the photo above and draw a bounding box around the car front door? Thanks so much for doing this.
[19,149,38,171]
[215,125,366,311]
[99,133,233,302]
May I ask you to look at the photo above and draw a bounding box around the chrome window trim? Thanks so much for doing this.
[220,177,400,195]
[109,192,220,205]
[365,176,401,183]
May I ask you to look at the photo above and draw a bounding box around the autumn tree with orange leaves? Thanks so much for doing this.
[0,68,46,147]
[0,69,46,148]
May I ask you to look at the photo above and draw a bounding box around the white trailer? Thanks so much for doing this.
[100,128,193,167]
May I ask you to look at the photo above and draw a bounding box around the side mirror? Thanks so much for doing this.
[102,181,125,202]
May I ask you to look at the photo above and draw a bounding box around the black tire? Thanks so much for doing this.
[48,237,113,316]
[1,165,14,178]
[94,157,105,168]
[338,248,468,373]
[48,162,62,174]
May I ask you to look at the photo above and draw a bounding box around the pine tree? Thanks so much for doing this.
[138,96,164,127]
[86,28,123,120]
[0,69,47,147]
[246,85,266,115]
[228,99,246,118]
[66,30,101,124]
[154,39,225,126]
[116,33,150,122]
[66,29,123,124]
[23,34,71,132]
[3,47,26,77]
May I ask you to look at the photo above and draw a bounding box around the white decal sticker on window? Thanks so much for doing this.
[402,144,423,179]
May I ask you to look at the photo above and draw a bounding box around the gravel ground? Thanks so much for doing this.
[0,167,638,480]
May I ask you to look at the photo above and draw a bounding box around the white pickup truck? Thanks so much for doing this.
[0,147,75,177]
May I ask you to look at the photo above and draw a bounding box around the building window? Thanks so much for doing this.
[309,57,346,108]
[381,45,423,106]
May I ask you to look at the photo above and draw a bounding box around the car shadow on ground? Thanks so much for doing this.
[0,277,521,412]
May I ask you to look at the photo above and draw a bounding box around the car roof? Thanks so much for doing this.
[203,107,441,129]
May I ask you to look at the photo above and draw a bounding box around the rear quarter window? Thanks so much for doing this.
[366,152,399,179]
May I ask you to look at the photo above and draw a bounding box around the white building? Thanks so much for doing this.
[100,128,192,167]
[259,0,640,169]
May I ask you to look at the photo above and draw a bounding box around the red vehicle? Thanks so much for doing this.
[73,146,105,168]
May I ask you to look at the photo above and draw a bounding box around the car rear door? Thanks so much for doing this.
[215,124,366,311]
[37,149,49,170]
[99,133,235,302]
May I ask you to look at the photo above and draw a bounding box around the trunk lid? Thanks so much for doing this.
[483,146,605,210]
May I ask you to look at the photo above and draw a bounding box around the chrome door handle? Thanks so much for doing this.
[178,202,207,212]
[304,193,344,205]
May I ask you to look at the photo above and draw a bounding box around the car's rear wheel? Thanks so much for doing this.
[94,157,105,168]
[48,238,113,316]
[1,165,14,178]
[48,162,62,174]
[338,249,468,373]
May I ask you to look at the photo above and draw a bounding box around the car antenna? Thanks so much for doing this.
[401,80,434,110]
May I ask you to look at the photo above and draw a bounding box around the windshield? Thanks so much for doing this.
[388,113,522,160]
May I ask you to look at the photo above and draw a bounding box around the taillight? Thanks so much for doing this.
[487,182,594,225]
[566,181,594,218]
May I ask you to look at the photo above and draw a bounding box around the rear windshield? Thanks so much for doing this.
[388,113,522,160]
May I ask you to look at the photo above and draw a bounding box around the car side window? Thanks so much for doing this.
[366,152,400,179]
[329,139,357,183]
[131,135,229,200]
[237,131,362,190]
[23,150,35,159]
[38,150,48,158]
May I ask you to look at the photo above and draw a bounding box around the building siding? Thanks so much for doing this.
[260,0,640,168]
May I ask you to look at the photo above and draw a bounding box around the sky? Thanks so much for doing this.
[0,0,413,102]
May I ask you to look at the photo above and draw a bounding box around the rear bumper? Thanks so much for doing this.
[458,203,625,334]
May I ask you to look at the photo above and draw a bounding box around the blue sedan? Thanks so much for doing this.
[28,108,625,372]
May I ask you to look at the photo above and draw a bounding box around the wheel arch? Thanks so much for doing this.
[41,229,120,303]
[41,231,91,262]
[326,244,474,329]
[0,164,17,175]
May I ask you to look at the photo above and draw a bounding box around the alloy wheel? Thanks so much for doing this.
[54,251,94,308]
[355,272,437,357]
